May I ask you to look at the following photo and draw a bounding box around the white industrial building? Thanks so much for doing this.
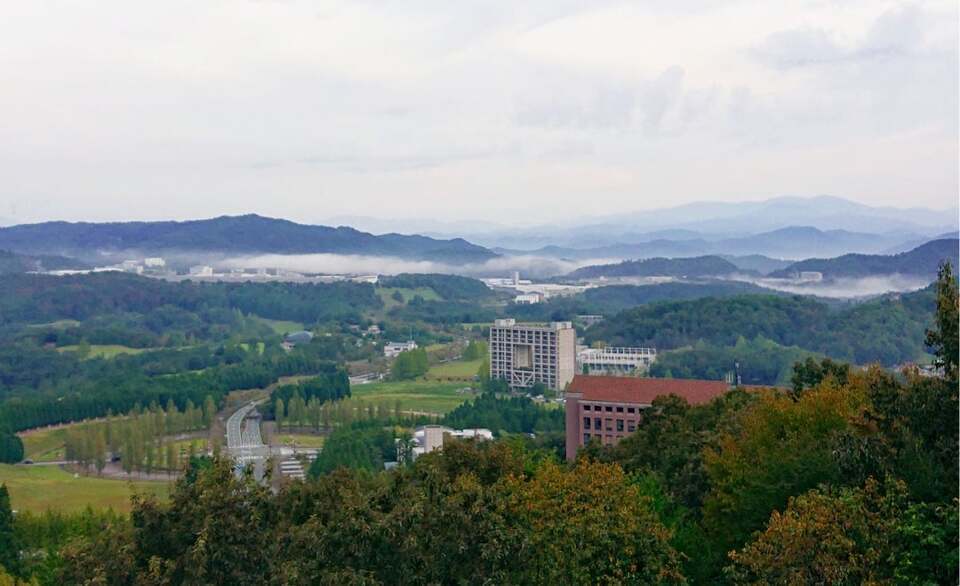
[189,265,214,277]
[489,319,576,391]
[577,346,657,376]
[400,425,494,462]
[384,340,418,358]
[514,292,544,304]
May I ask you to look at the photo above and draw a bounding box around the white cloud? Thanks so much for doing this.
[0,0,955,224]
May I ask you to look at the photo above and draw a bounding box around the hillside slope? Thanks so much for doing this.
[771,239,958,279]
[0,215,497,264]
[566,255,739,279]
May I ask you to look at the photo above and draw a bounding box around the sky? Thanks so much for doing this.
[1,0,957,226]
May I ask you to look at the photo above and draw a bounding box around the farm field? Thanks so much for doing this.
[249,315,305,335]
[0,464,170,513]
[426,358,483,379]
[272,433,325,448]
[56,344,148,359]
[376,286,441,309]
[350,380,474,415]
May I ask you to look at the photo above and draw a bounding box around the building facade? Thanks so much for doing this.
[384,340,418,358]
[564,375,731,460]
[577,346,657,375]
[489,319,576,391]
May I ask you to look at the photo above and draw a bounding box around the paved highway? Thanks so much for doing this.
[225,400,320,483]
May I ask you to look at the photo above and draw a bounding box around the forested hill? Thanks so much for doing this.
[585,287,936,366]
[0,272,382,327]
[770,238,959,279]
[0,249,88,274]
[566,255,739,280]
[0,215,497,263]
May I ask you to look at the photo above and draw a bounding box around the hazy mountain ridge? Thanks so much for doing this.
[770,239,960,279]
[426,196,956,250]
[497,225,929,262]
[566,255,740,280]
[0,215,498,264]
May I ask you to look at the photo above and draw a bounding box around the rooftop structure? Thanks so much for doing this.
[284,330,314,346]
[577,346,657,376]
[564,375,732,460]
[489,319,576,391]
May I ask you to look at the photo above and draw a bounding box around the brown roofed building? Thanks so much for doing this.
[564,375,731,460]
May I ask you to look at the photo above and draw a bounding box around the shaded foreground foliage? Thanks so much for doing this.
[57,443,684,585]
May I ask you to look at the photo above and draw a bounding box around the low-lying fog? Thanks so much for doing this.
[728,273,932,299]
[213,254,932,299]
[218,253,610,280]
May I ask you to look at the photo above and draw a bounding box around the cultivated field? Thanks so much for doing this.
[56,344,148,359]
[351,380,474,414]
[425,358,483,380]
[0,464,169,513]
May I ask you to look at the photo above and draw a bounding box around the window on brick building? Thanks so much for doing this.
[627,422,636,432]
[616,419,624,432]
[583,433,590,443]
[583,417,590,429]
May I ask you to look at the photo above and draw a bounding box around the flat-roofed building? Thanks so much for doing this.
[489,319,576,391]
[564,375,731,460]
[577,346,657,375]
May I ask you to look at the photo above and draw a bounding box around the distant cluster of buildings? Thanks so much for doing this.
[482,271,592,304]
[487,318,658,391]
[484,318,746,462]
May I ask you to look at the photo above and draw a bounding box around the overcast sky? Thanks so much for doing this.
[1,0,957,226]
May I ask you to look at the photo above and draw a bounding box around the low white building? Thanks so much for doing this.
[514,293,544,305]
[401,425,494,462]
[143,257,166,268]
[384,340,418,358]
[189,265,214,277]
[577,346,657,376]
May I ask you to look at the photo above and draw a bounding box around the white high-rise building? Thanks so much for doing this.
[489,319,576,391]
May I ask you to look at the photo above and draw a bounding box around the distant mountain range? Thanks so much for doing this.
[497,226,933,262]
[567,256,739,280]
[770,239,959,279]
[427,196,956,250]
[0,215,498,264]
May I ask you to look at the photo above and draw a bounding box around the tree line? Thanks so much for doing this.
[63,398,214,476]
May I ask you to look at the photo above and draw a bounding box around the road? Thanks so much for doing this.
[225,401,315,483]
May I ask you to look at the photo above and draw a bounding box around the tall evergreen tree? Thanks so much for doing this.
[0,484,19,575]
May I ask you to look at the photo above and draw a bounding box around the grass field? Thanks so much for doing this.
[20,426,68,462]
[376,287,441,309]
[56,344,149,359]
[272,434,325,448]
[426,358,483,379]
[239,341,266,354]
[0,464,170,513]
[351,380,474,414]
[250,316,305,335]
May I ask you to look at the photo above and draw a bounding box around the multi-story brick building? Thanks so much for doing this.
[564,375,732,460]
[489,319,576,391]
